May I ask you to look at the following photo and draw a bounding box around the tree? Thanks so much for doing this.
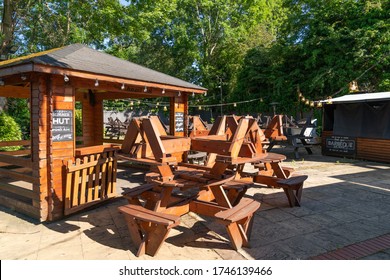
[108,0,285,114]
[234,0,390,117]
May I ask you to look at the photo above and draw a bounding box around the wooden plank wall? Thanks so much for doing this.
[51,78,76,220]
[356,138,390,163]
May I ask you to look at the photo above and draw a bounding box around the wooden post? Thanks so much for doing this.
[169,94,187,137]
[77,90,103,146]
[31,75,50,221]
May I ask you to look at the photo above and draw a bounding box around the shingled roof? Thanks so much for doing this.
[0,43,206,91]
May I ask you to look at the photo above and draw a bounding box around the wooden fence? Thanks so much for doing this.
[64,149,118,215]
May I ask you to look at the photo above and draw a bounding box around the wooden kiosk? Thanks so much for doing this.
[0,44,207,221]
[322,92,390,163]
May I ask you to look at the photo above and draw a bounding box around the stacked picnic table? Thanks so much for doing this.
[117,115,308,257]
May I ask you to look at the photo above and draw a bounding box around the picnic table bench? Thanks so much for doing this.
[118,204,180,257]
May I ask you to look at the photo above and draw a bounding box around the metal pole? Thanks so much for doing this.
[219,85,223,116]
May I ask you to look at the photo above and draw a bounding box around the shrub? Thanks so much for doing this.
[0,112,23,151]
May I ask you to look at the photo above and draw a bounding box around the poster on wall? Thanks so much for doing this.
[324,135,356,156]
[175,112,184,132]
[52,110,73,142]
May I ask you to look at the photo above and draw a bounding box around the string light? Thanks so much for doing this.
[63,74,69,82]
[192,92,195,98]
[163,106,167,111]
[234,103,237,107]
[178,91,181,97]
[162,88,165,94]
[144,86,148,92]
[95,79,99,87]
[121,83,125,90]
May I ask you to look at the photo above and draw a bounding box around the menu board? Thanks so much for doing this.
[52,110,73,142]
[324,135,356,156]
[175,112,184,132]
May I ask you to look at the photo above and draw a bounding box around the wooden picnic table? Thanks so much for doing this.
[118,157,261,257]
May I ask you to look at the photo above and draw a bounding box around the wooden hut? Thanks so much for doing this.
[322,92,390,163]
[0,44,207,221]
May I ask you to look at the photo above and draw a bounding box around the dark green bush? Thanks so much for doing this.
[0,112,23,151]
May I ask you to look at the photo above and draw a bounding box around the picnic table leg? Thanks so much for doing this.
[301,139,313,155]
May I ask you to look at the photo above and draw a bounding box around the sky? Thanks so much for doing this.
[119,0,129,6]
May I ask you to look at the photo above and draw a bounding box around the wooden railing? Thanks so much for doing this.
[0,140,31,156]
[0,140,39,219]
[64,147,118,215]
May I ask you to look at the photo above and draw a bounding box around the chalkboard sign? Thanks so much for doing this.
[52,110,73,142]
[175,112,184,132]
[324,135,356,156]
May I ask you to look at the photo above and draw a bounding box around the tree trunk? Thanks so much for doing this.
[1,0,14,59]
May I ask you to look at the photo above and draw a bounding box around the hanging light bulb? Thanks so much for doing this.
[121,83,125,90]
[198,105,202,110]
[317,102,323,108]
[192,92,195,98]
[163,106,167,111]
[204,92,207,96]
[157,102,160,106]
[95,79,99,87]
[310,101,315,107]
[144,86,148,92]
[234,103,237,107]
[298,92,303,97]
[130,101,134,106]
[305,100,310,105]
[63,74,69,83]
[178,91,181,97]
[301,97,305,102]
[162,88,165,94]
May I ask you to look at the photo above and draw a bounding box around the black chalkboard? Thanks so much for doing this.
[324,135,356,156]
[52,110,73,142]
[175,112,184,132]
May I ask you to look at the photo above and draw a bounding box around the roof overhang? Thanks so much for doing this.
[321,92,390,104]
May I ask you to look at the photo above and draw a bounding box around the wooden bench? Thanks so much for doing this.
[118,204,180,257]
[215,197,260,250]
[276,175,308,207]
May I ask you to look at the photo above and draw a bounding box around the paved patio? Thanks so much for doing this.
[1,145,390,260]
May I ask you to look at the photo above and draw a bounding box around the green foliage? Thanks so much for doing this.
[75,109,83,137]
[233,0,390,117]
[0,112,22,151]
[5,98,30,140]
